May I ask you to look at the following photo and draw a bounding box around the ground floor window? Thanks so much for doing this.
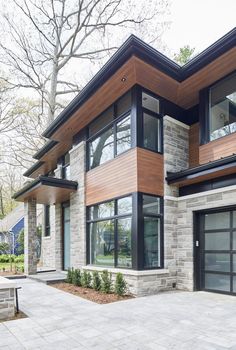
[88,196,132,268]
[87,193,163,270]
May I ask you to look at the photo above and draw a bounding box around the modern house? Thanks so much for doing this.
[13,28,236,296]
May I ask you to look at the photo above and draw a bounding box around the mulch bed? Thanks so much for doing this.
[0,310,27,323]
[0,271,23,277]
[51,282,133,304]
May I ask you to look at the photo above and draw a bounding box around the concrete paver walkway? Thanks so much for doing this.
[1,278,236,349]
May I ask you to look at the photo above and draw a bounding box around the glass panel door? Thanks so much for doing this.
[63,206,71,270]
[199,209,236,295]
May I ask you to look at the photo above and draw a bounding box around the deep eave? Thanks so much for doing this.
[23,161,44,178]
[33,140,58,160]
[13,176,78,204]
[166,154,236,186]
[42,28,236,139]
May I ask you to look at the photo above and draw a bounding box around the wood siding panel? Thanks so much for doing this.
[86,149,138,206]
[137,148,164,196]
[177,48,236,108]
[189,123,199,167]
[199,133,236,164]
[86,147,164,205]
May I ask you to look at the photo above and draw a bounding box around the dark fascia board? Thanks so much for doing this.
[33,140,58,160]
[166,154,236,184]
[13,176,78,200]
[42,28,236,139]
[23,161,45,178]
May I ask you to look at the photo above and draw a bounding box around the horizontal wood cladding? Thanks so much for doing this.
[199,133,236,164]
[189,123,199,167]
[137,148,164,195]
[53,58,137,142]
[177,48,236,108]
[86,148,163,206]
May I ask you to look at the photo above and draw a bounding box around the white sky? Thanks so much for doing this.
[163,0,236,56]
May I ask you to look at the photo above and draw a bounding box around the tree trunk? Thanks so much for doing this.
[47,62,58,125]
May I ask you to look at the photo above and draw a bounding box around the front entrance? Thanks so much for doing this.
[62,204,71,270]
[195,208,236,295]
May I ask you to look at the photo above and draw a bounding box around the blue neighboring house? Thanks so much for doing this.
[0,205,25,254]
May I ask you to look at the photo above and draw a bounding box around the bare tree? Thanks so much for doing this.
[0,0,169,125]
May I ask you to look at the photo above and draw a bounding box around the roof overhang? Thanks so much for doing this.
[13,176,78,205]
[42,28,236,140]
[166,154,236,187]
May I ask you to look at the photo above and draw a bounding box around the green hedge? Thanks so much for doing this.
[0,254,24,263]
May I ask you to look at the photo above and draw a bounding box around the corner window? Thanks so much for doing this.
[45,205,50,237]
[142,194,163,269]
[88,196,132,268]
[141,91,162,153]
[209,72,236,141]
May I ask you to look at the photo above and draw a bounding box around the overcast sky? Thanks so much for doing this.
[163,0,236,56]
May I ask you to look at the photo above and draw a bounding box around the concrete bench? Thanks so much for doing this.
[0,276,16,320]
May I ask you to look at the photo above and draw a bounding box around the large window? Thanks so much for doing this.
[88,196,132,268]
[88,91,131,170]
[209,72,236,141]
[142,194,162,268]
[142,91,162,152]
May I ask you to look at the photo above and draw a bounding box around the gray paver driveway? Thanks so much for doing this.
[1,278,236,350]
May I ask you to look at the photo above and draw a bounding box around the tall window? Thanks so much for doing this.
[88,91,131,170]
[62,153,70,179]
[88,196,132,268]
[142,194,162,268]
[209,72,236,141]
[45,205,50,237]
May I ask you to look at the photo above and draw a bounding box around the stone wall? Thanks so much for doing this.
[70,142,86,268]
[0,288,15,320]
[24,199,38,274]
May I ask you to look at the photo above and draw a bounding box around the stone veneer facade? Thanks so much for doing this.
[34,115,236,296]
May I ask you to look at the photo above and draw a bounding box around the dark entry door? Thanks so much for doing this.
[196,209,236,295]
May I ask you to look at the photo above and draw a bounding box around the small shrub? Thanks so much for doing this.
[114,273,127,296]
[92,271,101,291]
[81,271,92,288]
[66,268,73,284]
[14,254,24,263]
[72,269,81,286]
[101,270,112,294]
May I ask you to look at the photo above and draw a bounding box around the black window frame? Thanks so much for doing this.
[61,152,70,179]
[199,70,236,145]
[86,192,164,271]
[44,205,51,237]
[86,194,133,269]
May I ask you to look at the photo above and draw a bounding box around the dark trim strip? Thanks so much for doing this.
[23,161,45,178]
[33,140,58,160]
[166,154,236,184]
[13,176,78,200]
[42,28,236,139]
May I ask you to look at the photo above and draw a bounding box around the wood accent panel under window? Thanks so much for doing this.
[86,147,163,205]
[189,123,199,167]
[137,148,164,195]
[199,132,236,164]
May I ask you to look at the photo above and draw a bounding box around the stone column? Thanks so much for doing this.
[24,199,38,275]
[163,116,190,288]
[69,141,86,268]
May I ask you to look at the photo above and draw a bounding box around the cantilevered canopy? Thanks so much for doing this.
[166,154,236,187]
[13,176,78,205]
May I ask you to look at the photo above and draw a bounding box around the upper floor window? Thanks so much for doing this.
[209,72,236,141]
[142,91,162,153]
[62,153,70,179]
[88,91,131,170]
